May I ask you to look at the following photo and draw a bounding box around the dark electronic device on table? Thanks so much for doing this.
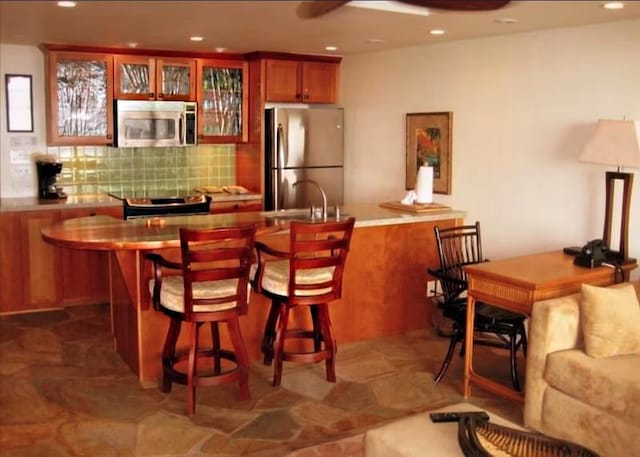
[572,239,609,268]
[429,411,490,423]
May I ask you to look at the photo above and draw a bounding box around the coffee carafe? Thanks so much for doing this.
[36,158,67,199]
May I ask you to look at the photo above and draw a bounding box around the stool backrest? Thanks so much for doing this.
[179,225,256,319]
[288,217,355,305]
[433,221,483,302]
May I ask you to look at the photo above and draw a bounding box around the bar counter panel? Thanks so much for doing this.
[41,204,466,385]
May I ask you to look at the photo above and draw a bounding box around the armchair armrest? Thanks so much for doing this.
[145,253,182,270]
[427,268,467,287]
[252,241,291,293]
[145,253,183,310]
[255,241,290,259]
[524,293,582,430]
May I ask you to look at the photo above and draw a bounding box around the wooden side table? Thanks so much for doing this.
[463,250,637,402]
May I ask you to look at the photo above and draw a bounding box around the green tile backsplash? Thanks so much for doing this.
[48,144,236,196]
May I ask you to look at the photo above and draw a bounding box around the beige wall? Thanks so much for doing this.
[0,44,46,197]
[340,19,640,272]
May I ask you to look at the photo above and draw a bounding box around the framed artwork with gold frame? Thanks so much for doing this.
[405,111,452,195]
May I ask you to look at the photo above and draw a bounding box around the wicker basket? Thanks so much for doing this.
[457,414,599,457]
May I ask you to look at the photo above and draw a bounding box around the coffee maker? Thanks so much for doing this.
[36,158,67,199]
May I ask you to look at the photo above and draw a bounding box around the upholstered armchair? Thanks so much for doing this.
[524,282,640,457]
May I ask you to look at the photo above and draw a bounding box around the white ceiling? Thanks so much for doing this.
[1,1,639,56]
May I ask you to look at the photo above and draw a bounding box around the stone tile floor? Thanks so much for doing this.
[0,303,524,456]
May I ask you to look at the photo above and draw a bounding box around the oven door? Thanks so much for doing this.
[115,101,185,148]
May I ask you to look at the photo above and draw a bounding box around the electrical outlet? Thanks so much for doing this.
[426,280,441,297]
[426,280,436,297]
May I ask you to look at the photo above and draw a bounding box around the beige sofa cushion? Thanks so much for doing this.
[545,349,640,425]
[580,283,640,358]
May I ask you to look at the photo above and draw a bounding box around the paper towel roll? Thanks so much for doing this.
[415,166,433,204]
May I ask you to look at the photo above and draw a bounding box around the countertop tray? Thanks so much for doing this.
[379,201,450,213]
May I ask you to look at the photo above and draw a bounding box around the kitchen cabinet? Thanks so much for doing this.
[0,206,122,314]
[264,59,339,104]
[196,59,249,143]
[46,51,114,146]
[20,210,64,310]
[60,207,119,306]
[114,55,196,101]
[0,212,26,314]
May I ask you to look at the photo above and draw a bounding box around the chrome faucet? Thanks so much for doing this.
[292,179,328,221]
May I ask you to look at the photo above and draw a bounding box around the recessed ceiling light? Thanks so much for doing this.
[57,1,76,7]
[215,47,227,53]
[495,17,518,24]
[127,42,138,48]
[430,29,446,35]
[366,38,386,44]
[190,36,204,42]
[325,46,338,51]
[603,2,625,9]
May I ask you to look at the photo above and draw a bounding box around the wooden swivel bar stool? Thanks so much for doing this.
[146,225,256,416]
[251,218,355,387]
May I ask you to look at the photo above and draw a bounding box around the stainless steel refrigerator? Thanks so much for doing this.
[264,106,344,211]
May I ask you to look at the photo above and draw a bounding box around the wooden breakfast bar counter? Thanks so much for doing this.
[42,204,465,386]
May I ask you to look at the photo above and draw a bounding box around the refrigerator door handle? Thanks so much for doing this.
[277,123,286,169]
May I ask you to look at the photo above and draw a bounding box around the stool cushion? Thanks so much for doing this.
[250,260,335,297]
[149,276,238,313]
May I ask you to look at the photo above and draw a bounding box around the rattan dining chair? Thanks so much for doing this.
[428,221,527,390]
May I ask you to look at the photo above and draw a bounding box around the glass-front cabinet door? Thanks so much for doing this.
[46,51,113,145]
[114,55,195,101]
[196,59,248,143]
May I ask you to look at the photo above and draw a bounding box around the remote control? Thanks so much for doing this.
[429,411,490,423]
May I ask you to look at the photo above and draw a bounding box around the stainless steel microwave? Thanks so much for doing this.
[114,100,197,148]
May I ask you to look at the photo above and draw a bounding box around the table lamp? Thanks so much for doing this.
[579,119,640,262]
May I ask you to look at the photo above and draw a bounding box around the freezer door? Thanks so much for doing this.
[271,167,343,211]
[274,107,344,168]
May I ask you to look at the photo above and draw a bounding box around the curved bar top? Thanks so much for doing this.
[41,203,466,385]
[42,203,467,251]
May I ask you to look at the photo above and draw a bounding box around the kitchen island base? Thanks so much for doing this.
[109,219,460,385]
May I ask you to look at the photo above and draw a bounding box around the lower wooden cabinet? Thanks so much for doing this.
[0,206,122,314]
[210,199,262,214]
[0,202,261,314]
[59,208,117,306]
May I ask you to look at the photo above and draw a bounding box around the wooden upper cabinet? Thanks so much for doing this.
[46,51,114,146]
[265,59,339,104]
[196,59,249,143]
[114,55,196,101]
[301,61,339,103]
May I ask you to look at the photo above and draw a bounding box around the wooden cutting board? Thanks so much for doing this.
[379,201,451,213]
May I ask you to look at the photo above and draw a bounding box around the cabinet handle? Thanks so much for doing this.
[303,94,309,100]
[158,93,164,98]
[106,134,112,140]
[148,92,155,99]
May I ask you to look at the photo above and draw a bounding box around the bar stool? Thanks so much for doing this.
[147,225,255,416]
[251,218,355,387]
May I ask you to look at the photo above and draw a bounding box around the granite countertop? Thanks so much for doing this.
[0,192,263,212]
[40,203,466,251]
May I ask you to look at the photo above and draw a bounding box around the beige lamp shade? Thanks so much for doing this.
[579,120,640,168]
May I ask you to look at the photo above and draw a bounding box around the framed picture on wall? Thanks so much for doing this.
[405,111,452,195]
